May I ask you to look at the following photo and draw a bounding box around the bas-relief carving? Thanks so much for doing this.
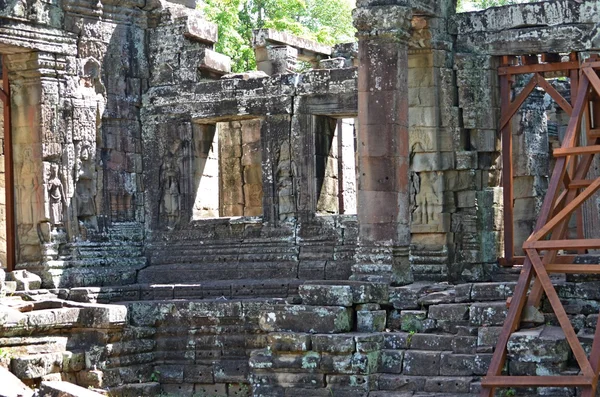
[17,148,39,228]
[159,151,182,229]
[47,163,65,230]
[75,145,97,230]
[411,171,442,226]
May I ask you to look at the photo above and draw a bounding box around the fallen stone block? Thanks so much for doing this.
[0,367,33,397]
[36,381,107,396]
[11,352,63,379]
[7,270,42,291]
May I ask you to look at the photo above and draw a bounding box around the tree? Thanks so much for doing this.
[199,0,356,72]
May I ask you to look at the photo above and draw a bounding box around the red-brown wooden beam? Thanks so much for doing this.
[500,72,514,265]
[497,61,579,76]
[2,55,14,272]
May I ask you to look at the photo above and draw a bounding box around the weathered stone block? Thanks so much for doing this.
[320,353,354,374]
[355,334,384,353]
[11,352,63,379]
[377,374,425,391]
[452,336,477,354]
[410,334,453,351]
[259,305,353,333]
[400,310,427,333]
[268,333,311,352]
[439,352,491,376]
[428,303,469,322]
[356,310,386,332]
[507,326,570,363]
[7,270,42,291]
[469,302,507,326]
[312,334,355,353]
[298,284,353,307]
[402,350,440,376]
[0,367,33,397]
[383,333,410,350]
[424,376,472,393]
[38,381,105,397]
[352,351,380,375]
[389,286,419,310]
[378,350,404,374]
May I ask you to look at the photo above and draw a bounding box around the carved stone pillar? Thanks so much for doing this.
[351,3,413,284]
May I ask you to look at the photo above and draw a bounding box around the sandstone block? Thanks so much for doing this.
[268,333,311,352]
[355,334,384,353]
[378,350,404,374]
[356,310,386,332]
[37,381,104,397]
[12,352,63,379]
[400,310,427,333]
[469,302,508,326]
[428,303,469,322]
[320,353,353,374]
[377,374,425,391]
[298,284,353,306]
[259,305,353,333]
[383,333,410,349]
[0,367,33,397]
[410,334,453,351]
[439,352,491,376]
[424,376,472,393]
[7,270,42,291]
[402,350,440,376]
[351,351,380,375]
[312,334,355,354]
[507,326,570,363]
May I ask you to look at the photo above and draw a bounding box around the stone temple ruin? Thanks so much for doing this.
[1,0,600,396]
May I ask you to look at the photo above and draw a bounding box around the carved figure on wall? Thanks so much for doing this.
[18,148,38,228]
[159,152,181,228]
[413,171,441,225]
[76,145,97,220]
[48,164,65,229]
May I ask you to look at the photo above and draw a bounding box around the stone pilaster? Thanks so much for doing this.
[351,3,413,285]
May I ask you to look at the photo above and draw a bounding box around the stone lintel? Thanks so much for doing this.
[199,49,232,75]
[184,15,219,44]
[0,22,78,57]
[252,28,331,63]
[353,5,413,40]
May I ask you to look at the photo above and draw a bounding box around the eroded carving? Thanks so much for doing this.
[47,164,65,229]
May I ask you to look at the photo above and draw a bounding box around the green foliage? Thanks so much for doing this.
[458,0,538,12]
[199,0,356,72]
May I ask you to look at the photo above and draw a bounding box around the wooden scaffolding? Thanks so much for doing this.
[481,56,600,396]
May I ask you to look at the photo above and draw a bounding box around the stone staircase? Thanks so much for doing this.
[41,222,147,288]
[247,281,582,397]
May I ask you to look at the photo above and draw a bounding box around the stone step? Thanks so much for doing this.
[46,265,142,288]
[137,262,299,284]
[74,246,144,259]
[69,279,302,302]
[64,257,147,268]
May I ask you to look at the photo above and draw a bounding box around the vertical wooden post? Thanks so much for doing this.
[336,119,345,215]
[500,60,514,265]
[2,55,14,272]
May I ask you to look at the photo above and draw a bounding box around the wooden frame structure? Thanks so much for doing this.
[499,53,580,266]
[481,57,600,396]
[0,55,15,272]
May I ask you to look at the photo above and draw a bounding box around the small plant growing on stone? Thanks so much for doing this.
[150,370,160,382]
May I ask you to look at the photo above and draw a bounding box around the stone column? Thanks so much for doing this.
[351,4,413,284]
